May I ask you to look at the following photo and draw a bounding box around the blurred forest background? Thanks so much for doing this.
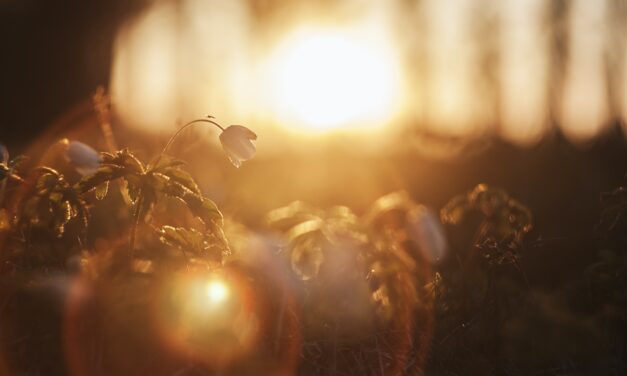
[1,0,627,374]
[1,0,626,228]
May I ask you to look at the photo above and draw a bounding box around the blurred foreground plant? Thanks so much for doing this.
[0,116,256,271]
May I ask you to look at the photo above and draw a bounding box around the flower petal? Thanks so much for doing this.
[230,125,257,140]
[66,141,101,176]
[219,125,257,167]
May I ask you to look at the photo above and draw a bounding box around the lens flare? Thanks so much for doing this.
[207,280,229,304]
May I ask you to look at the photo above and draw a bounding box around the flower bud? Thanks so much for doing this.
[65,141,101,176]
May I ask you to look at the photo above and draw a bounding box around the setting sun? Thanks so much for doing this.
[266,28,402,133]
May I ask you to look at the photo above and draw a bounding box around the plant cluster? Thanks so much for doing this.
[0,125,626,375]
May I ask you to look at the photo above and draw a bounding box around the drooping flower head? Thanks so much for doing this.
[218,125,257,168]
[65,141,101,176]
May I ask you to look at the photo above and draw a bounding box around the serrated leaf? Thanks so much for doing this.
[74,203,89,229]
[266,201,318,231]
[36,173,59,193]
[34,166,60,176]
[471,185,509,217]
[157,225,223,262]
[162,167,200,195]
[60,200,72,223]
[0,164,8,180]
[95,180,109,200]
[366,191,412,218]
[101,149,145,174]
[287,218,323,243]
[502,199,533,237]
[55,222,66,236]
[158,225,187,248]
[76,165,126,193]
[100,151,115,160]
[118,149,145,174]
[125,174,141,204]
[8,155,28,169]
[48,191,64,203]
[440,194,470,224]
[181,192,223,227]
[159,225,204,253]
[161,178,223,227]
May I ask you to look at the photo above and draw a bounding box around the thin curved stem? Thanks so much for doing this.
[149,118,225,170]
[160,118,225,156]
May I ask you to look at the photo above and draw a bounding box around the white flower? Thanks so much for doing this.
[406,206,448,263]
[219,125,257,168]
[65,141,101,176]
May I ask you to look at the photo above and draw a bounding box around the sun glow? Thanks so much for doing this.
[266,28,402,133]
[207,280,229,304]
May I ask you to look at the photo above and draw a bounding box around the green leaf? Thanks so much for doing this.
[502,198,533,237]
[8,155,28,169]
[287,218,323,243]
[74,202,89,229]
[60,200,72,223]
[157,225,223,262]
[76,165,126,193]
[48,191,64,203]
[101,149,145,174]
[365,191,413,219]
[162,167,201,195]
[440,194,470,224]
[470,184,509,217]
[125,174,142,204]
[180,191,223,227]
[158,226,204,253]
[95,180,109,200]
[266,201,319,231]
[118,149,145,174]
[36,172,59,193]
[160,178,223,227]
[0,164,8,180]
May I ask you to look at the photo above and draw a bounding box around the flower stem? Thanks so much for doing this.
[160,118,225,156]
[129,192,144,257]
[148,118,225,171]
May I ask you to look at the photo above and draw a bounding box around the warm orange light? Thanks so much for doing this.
[266,28,402,133]
[206,280,229,304]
